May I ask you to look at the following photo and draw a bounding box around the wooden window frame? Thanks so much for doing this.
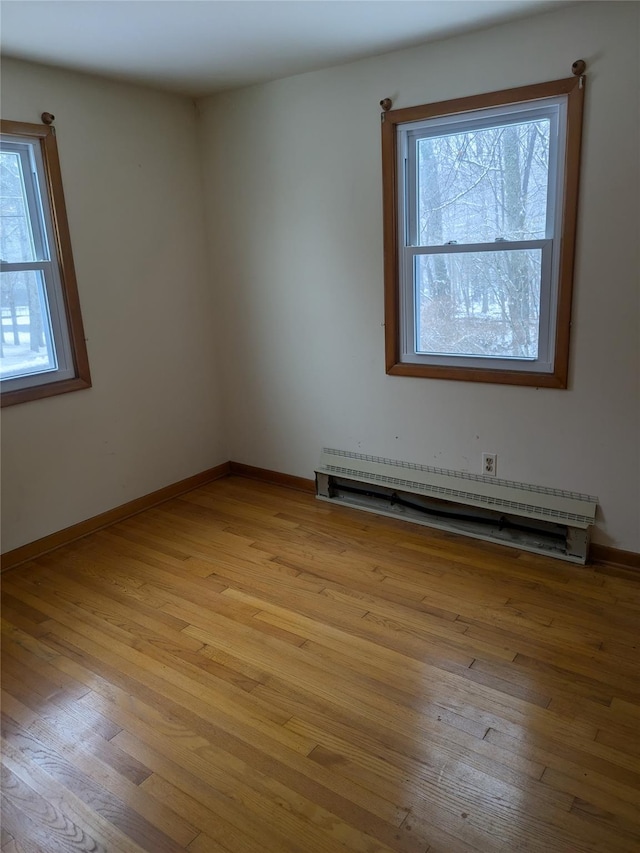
[382,76,585,388]
[1,120,91,407]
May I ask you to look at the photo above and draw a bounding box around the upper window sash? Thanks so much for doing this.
[0,140,50,263]
[399,98,566,250]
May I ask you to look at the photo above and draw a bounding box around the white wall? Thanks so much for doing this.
[2,3,638,555]
[199,1,640,551]
[1,59,227,552]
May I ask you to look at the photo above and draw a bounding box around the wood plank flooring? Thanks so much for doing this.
[2,475,639,852]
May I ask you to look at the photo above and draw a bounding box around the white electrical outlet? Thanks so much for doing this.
[482,453,497,476]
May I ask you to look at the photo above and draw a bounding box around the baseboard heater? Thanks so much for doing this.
[315,448,597,564]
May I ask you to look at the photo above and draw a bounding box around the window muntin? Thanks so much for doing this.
[0,121,90,405]
[382,76,585,388]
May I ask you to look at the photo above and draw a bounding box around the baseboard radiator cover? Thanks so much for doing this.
[315,448,598,564]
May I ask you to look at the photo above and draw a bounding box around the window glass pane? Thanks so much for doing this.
[0,149,39,262]
[415,249,542,359]
[1,270,57,378]
[416,119,550,246]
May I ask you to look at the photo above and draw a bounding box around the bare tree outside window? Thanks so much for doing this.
[415,119,549,359]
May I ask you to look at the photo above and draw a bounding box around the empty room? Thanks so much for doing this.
[1,1,639,851]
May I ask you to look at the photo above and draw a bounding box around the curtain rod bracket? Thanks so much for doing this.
[41,112,55,125]
[571,59,586,77]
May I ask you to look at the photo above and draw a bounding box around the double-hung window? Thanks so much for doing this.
[0,120,91,406]
[382,76,584,387]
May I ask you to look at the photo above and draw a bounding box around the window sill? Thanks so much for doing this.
[1,375,92,407]
[385,360,567,388]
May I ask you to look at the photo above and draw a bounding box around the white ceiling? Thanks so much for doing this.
[1,0,570,97]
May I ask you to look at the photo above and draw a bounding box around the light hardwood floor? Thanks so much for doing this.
[1,475,639,852]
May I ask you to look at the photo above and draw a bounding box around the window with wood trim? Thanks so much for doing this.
[0,120,91,406]
[382,75,585,387]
